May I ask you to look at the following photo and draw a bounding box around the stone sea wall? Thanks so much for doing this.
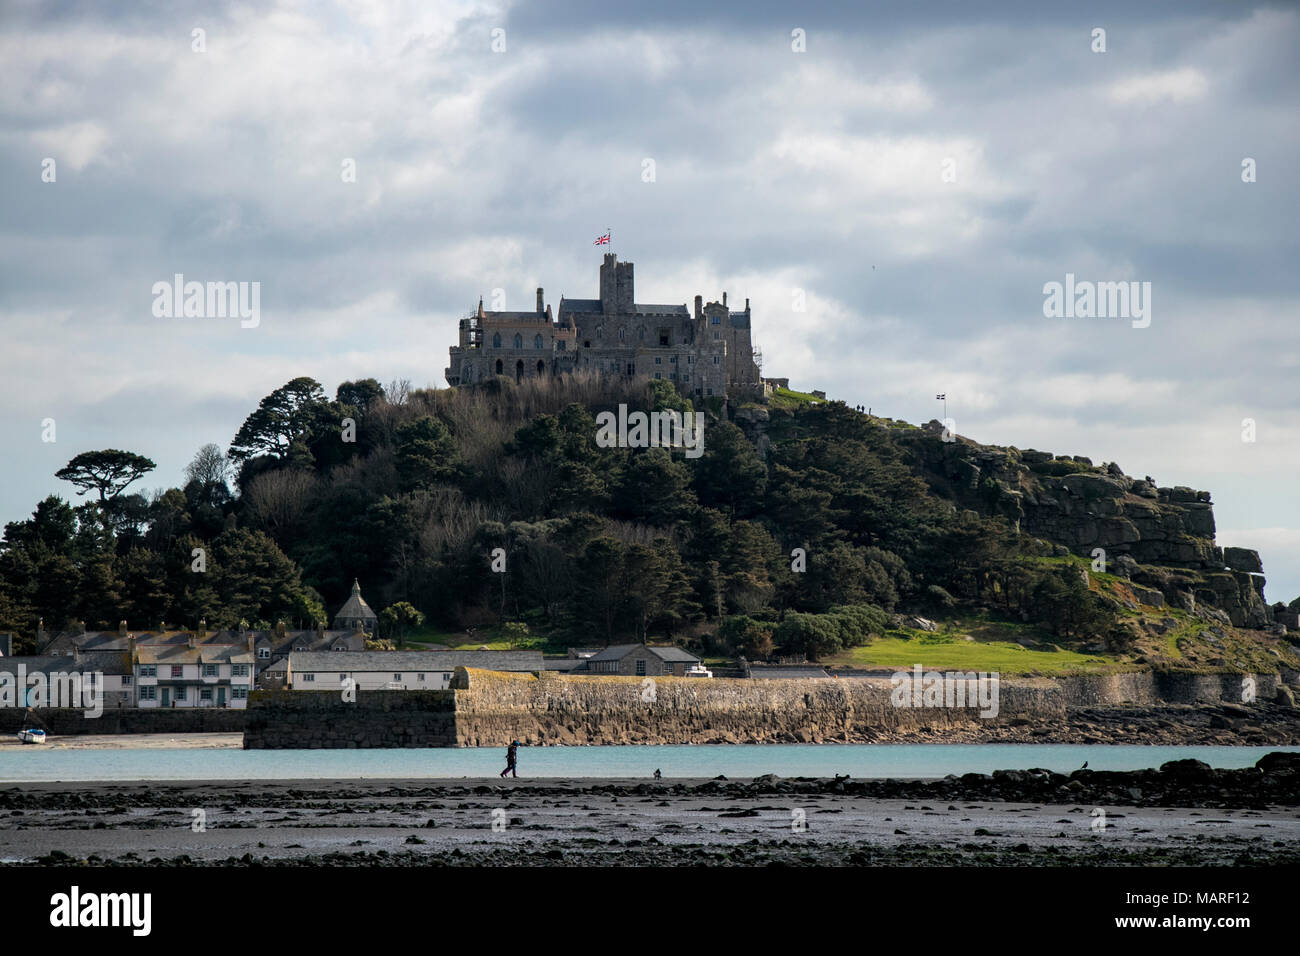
[451,669,1062,746]
[237,669,1294,748]
[242,689,455,748]
[0,706,247,735]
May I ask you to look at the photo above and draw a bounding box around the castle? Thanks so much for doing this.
[445,254,763,399]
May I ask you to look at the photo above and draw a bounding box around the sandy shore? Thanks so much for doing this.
[0,733,242,751]
[3,759,1298,866]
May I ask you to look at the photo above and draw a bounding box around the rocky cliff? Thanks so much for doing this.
[895,423,1273,630]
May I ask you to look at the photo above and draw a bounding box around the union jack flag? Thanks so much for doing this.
[594,232,610,245]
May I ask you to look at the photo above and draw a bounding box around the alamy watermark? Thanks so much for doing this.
[1042,273,1151,329]
[1,664,103,717]
[152,274,260,328]
[595,404,705,459]
[890,665,1000,718]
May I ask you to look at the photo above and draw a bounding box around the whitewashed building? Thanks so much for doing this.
[287,650,542,691]
[135,641,255,709]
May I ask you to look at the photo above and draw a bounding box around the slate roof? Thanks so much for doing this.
[136,644,254,666]
[334,580,378,622]
[0,656,98,675]
[634,303,690,316]
[289,650,543,672]
[559,298,603,313]
[586,644,701,664]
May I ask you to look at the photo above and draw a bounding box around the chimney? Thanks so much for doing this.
[159,620,166,632]
[694,295,702,319]
[536,287,544,313]
[198,619,207,639]
[722,291,727,307]
[73,645,81,663]
[316,619,325,637]
[128,635,137,662]
[119,620,127,636]
[276,620,286,638]
[745,297,750,311]
[247,634,255,657]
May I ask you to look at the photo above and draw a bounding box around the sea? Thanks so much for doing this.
[1,743,1297,783]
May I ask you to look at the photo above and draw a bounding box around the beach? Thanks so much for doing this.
[4,755,1298,866]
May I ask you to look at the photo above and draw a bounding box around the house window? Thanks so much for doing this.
[139,665,156,677]
[171,665,183,678]
[122,675,132,686]
[174,687,186,701]
[303,674,315,682]
[418,673,426,681]
[202,664,217,677]
[200,688,213,701]
[340,674,347,681]
[393,673,401,681]
[233,687,248,700]
[635,660,647,676]
[258,648,270,659]
[232,664,249,677]
[140,686,157,700]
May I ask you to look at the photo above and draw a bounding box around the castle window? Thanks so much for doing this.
[618,328,625,341]
[558,340,566,351]
[654,357,661,365]
[492,332,501,348]
[583,341,590,348]
[713,332,719,340]
[513,333,523,349]
[707,387,714,395]
[638,326,646,340]
[670,356,676,363]
[711,316,721,325]
[654,372,661,380]
[713,355,720,364]
[534,334,543,349]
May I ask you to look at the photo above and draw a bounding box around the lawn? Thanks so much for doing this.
[824,633,1118,675]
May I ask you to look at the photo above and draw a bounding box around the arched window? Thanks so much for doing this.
[618,327,625,341]
[537,359,545,375]
[638,325,646,340]
[534,334,543,349]
[492,332,501,348]
[495,359,503,375]
[596,325,603,339]
[513,333,523,349]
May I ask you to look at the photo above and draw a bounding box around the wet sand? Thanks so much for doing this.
[3,768,1298,866]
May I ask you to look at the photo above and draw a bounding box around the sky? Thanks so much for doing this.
[2,1,1298,598]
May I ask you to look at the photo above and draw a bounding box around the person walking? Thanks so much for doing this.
[500,739,519,778]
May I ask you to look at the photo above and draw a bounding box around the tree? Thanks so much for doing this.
[380,601,425,648]
[395,416,462,491]
[184,443,231,490]
[501,621,530,649]
[228,377,328,464]
[55,450,156,502]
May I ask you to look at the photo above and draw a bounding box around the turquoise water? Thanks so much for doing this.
[0,743,1296,782]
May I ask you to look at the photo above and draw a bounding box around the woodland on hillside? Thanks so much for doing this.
[0,374,1150,659]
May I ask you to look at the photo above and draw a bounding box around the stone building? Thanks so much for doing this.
[445,254,763,399]
[333,579,378,635]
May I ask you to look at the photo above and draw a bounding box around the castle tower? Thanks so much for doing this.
[599,253,635,315]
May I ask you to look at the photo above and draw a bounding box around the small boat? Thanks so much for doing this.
[16,708,47,744]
